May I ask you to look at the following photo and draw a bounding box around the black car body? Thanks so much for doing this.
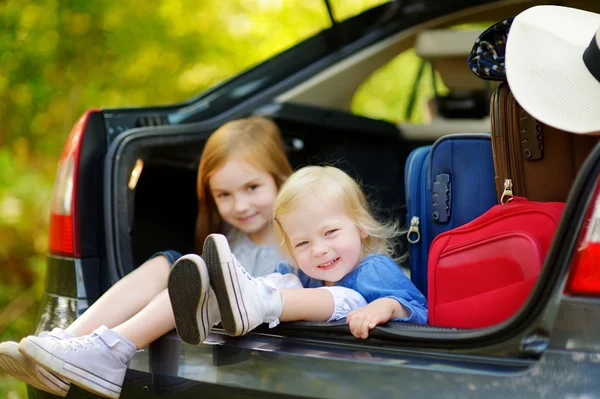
[32,0,600,398]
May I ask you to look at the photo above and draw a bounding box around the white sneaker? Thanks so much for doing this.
[0,328,72,396]
[19,325,136,399]
[168,254,221,345]
[0,342,70,396]
[203,234,283,336]
[38,328,74,342]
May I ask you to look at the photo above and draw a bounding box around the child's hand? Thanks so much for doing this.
[346,298,407,339]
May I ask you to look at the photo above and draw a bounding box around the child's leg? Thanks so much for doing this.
[66,254,171,336]
[279,286,367,323]
[204,234,285,336]
[278,289,333,321]
[0,254,173,396]
[203,234,367,336]
[20,326,136,399]
[18,286,183,398]
[111,288,175,349]
[12,253,185,398]
[260,273,334,321]
[18,289,175,398]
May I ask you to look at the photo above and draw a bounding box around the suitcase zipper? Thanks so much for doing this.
[501,179,514,204]
[405,147,428,245]
[407,216,420,243]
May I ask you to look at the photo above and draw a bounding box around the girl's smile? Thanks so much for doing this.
[317,257,340,270]
[235,212,258,223]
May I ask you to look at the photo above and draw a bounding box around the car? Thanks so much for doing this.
[30,0,600,398]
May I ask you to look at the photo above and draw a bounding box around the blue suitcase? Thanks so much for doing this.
[405,134,497,297]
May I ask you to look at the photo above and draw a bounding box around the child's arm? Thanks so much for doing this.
[344,256,428,339]
[346,298,408,339]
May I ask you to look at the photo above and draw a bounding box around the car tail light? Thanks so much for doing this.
[564,177,600,296]
[48,109,99,257]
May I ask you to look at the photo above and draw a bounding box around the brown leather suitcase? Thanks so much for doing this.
[490,82,598,203]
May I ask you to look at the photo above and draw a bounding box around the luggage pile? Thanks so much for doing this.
[406,83,596,328]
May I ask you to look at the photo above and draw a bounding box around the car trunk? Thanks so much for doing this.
[104,104,431,281]
[103,102,600,352]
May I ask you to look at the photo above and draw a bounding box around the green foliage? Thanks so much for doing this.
[0,0,386,396]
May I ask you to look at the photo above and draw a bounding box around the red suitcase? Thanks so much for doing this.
[427,197,564,328]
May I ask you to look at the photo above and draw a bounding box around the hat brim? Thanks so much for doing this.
[505,5,600,134]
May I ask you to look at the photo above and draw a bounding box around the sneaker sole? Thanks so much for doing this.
[19,338,121,399]
[0,342,69,396]
[203,234,248,336]
[168,254,210,345]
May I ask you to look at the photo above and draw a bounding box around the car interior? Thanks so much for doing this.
[112,0,600,340]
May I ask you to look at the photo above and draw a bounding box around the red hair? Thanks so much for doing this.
[195,117,292,251]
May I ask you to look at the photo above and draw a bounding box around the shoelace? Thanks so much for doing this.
[58,335,101,353]
[232,255,254,282]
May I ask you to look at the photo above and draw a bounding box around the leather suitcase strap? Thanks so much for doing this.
[506,89,526,197]
[490,83,598,203]
[490,83,510,201]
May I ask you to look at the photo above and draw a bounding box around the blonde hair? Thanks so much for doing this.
[273,165,401,264]
[195,116,292,252]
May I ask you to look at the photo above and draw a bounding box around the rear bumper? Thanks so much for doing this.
[33,293,84,335]
[35,255,106,333]
[122,331,600,398]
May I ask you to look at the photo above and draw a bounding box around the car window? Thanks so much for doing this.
[351,23,496,124]
[351,48,449,124]
[167,1,398,124]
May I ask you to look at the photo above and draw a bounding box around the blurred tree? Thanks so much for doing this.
[0,0,386,396]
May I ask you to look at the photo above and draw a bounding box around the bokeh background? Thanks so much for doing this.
[0,0,449,397]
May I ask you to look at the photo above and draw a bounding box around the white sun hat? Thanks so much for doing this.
[505,5,600,134]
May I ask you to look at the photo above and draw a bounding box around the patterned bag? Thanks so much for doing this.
[467,18,514,81]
